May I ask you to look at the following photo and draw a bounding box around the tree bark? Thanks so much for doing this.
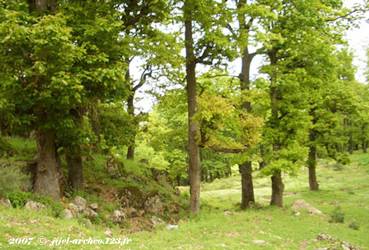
[239,162,255,209]
[307,129,319,191]
[30,0,60,200]
[236,1,256,209]
[185,2,201,214]
[66,145,83,191]
[270,170,284,207]
[126,93,136,160]
[33,130,61,200]
[269,49,284,207]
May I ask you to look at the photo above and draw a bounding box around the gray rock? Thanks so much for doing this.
[151,216,164,227]
[292,199,323,215]
[123,207,137,218]
[0,198,12,208]
[73,196,87,212]
[89,203,99,211]
[25,201,45,211]
[104,228,113,237]
[63,209,74,219]
[112,210,125,223]
[68,203,79,214]
[252,240,267,245]
[144,195,164,214]
[166,224,178,230]
[84,207,98,218]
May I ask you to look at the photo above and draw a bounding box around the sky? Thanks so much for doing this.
[135,0,369,112]
[344,0,369,82]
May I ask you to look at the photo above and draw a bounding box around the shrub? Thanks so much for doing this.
[336,153,351,165]
[348,221,360,230]
[0,166,30,197]
[6,191,32,208]
[329,206,345,223]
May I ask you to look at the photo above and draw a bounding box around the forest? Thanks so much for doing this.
[1,0,369,249]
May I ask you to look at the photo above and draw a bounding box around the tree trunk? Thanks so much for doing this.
[185,3,201,214]
[239,162,255,209]
[237,3,257,208]
[29,0,60,200]
[126,94,136,160]
[28,0,56,12]
[307,129,319,191]
[269,49,285,207]
[66,145,83,191]
[125,57,137,160]
[33,130,61,200]
[270,170,284,207]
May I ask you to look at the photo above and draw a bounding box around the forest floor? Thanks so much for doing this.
[1,152,369,249]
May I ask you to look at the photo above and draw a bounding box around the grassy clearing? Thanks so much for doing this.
[130,154,369,249]
[0,152,368,249]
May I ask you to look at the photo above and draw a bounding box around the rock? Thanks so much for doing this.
[166,224,178,230]
[25,201,45,211]
[73,196,87,212]
[151,216,164,227]
[81,218,92,227]
[224,210,233,216]
[341,241,358,250]
[89,203,99,211]
[104,228,113,237]
[0,198,12,208]
[112,210,125,223]
[137,209,145,217]
[292,199,322,215]
[84,208,98,218]
[63,209,74,219]
[316,233,334,241]
[123,207,137,218]
[68,203,79,214]
[252,240,267,245]
[144,195,164,214]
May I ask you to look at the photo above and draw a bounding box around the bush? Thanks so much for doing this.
[336,153,351,165]
[6,191,64,217]
[348,221,360,230]
[0,165,30,197]
[329,206,345,223]
[33,195,64,218]
[6,191,32,208]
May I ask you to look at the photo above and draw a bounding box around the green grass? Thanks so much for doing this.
[129,154,369,249]
[0,152,369,249]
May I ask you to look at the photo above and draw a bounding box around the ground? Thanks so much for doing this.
[0,152,368,249]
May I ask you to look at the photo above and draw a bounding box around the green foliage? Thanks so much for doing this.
[0,165,29,197]
[329,206,345,223]
[6,191,32,208]
[6,191,64,217]
[349,221,360,230]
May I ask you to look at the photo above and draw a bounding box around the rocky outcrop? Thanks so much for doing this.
[292,199,323,215]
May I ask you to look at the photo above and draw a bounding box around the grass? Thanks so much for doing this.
[129,154,369,249]
[0,152,368,249]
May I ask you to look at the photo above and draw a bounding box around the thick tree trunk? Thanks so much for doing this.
[185,5,201,214]
[30,0,60,199]
[33,130,61,200]
[239,162,255,209]
[66,145,83,191]
[270,170,284,207]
